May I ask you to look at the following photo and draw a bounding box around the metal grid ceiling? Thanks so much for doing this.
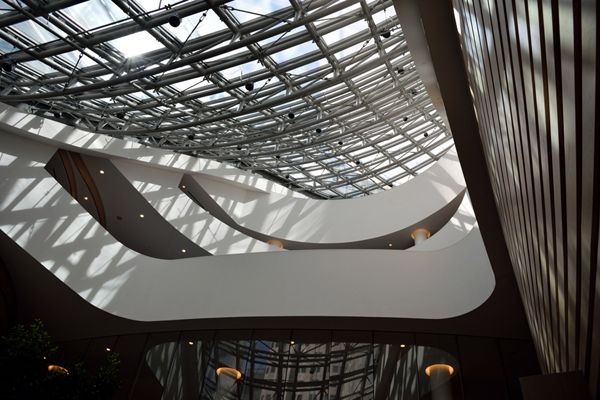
[0,0,453,198]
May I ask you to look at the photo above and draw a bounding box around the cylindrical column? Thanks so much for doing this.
[425,364,454,400]
[411,228,431,245]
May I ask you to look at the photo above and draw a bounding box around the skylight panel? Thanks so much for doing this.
[0,0,453,198]
[62,0,128,30]
[108,30,163,58]
[229,0,292,24]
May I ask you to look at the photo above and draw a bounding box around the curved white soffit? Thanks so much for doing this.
[410,191,477,251]
[0,133,494,321]
[0,103,294,196]
[0,104,467,243]
[193,148,466,243]
[110,157,273,255]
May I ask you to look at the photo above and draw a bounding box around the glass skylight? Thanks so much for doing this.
[0,0,453,198]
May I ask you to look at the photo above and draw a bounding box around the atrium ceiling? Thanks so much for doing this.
[0,0,452,198]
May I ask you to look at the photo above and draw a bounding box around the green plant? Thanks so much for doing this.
[0,319,120,399]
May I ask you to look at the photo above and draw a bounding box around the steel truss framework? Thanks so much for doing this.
[146,338,458,399]
[0,0,452,198]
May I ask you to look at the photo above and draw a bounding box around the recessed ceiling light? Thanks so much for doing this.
[83,196,88,201]
[99,170,105,174]
[47,365,69,375]
[388,243,393,247]
[188,341,194,345]
[290,340,295,345]
[139,214,144,218]
[181,249,187,253]
[425,364,454,377]
[400,344,406,348]
[106,347,111,352]
[216,367,242,380]
[181,185,186,189]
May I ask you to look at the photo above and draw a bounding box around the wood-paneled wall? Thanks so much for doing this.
[453,0,600,396]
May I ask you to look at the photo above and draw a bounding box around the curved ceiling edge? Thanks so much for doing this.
[181,172,466,250]
[0,133,494,322]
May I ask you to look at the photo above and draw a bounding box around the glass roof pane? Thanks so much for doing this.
[62,0,128,30]
[0,0,452,199]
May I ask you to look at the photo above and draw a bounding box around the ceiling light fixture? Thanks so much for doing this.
[216,367,242,380]
[47,365,69,375]
[400,344,406,348]
[181,185,186,189]
[169,14,181,27]
[181,249,187,253]
[315,128,322,134]
[290,340,295,345]
[425,364,454,377]
[188,341,194,345]
[267,239,284,249]
[288,112,295,119]
[139,214,144,218]
[1,62,13,72]
[245,82,254,91]
[381,30,391,38]
[106,347,111,352]
[83,196,88,200]
[388,243,393,247]
[99,170,105,174]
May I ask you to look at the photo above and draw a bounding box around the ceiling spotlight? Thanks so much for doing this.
[425,364,454,377]
[139,214,144,218]
[403,116,408,122]
[285,174,290,179]
[181,185,186,189]
[381,30,391,38]
[169,14,181,27]
[397,67,405,74]
[216,367,242,380]
[290,340,295,345]
[388,243,393,247]
[181,249,187,253]
[236,145,242,150]
[287,112,295,119]
[355,160,361,165]
[338,141,343,146]
[276,155,281,159]
[188,134,195,140]
[99,170,105,174]
[400,344,406,348]
[116,112,125,119]
[245,82,254,91]
[424,132,429,137]
[83,196,89,201]
[106,347,111,352]
[315,128,322,134]
[188,341,194,345]
[388,183,393,188]
[1,62,13,72]
[47,365,69,375]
